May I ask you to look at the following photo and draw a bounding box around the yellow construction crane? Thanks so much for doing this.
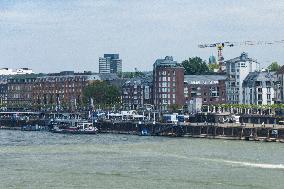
[198,40,284,68]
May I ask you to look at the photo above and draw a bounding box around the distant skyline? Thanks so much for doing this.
[1,0,284,73]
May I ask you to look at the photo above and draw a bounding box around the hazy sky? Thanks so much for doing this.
[1,0,284,73]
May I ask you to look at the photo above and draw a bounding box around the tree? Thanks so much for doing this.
[83,81,121,108]
[182,57,209,75]
[267,62,281,72]
[208,63,220,72]
[169,104,182,112]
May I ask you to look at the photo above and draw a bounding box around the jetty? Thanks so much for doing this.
[96,121,284,142]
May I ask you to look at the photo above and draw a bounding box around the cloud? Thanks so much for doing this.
[0,0,284,72]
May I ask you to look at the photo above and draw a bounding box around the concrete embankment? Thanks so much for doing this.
[1,118,284,142]
[96,121,284,142]
[0,119,48,130]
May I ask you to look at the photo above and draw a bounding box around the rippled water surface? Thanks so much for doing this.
[1,130,284,189]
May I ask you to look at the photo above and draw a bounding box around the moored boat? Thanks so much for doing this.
[51,120,98,134]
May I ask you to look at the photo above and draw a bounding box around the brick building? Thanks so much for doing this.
[7,74,38,110]
[0,76,9,106]
[122,77,152,110]
[184,75,227,105]
[32,71,101,110]
[153,56,185,111]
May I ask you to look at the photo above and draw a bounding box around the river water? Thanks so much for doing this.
[0,130,284,189]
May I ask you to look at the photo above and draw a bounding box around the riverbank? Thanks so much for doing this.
[1,118,284,143]
[96,121,284,143]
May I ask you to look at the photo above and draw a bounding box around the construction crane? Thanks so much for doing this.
[198,40,284,69]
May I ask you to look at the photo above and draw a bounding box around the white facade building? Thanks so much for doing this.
[243,71,275,105]
[99,57,111,74]
[99,54,122,74]
[225,52,260,104]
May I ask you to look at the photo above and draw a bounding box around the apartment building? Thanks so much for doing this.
[225,52,260,104]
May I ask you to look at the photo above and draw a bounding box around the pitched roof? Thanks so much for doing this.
[243,71,275,87]
[184,75,226,84]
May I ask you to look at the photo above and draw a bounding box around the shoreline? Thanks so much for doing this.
[2,122,284,143]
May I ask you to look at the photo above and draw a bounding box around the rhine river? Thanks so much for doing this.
[0,130,284,189]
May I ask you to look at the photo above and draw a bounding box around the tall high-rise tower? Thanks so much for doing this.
[99,54,122,74]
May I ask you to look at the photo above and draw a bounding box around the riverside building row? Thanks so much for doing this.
[123,53,279,111]
[0,52,283,111]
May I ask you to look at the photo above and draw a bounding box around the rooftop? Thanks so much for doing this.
[243,71,275,87]
[124,76,152,86]
[153,56,182,68]
[225,52,257,64]
[184,75,227,85]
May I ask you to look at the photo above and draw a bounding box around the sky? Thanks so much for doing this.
[0,0,284,73]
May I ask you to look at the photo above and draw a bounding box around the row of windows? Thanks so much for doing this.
[158,82,176,87]
[158,76,176,82]
[162,99,176,104]
[158,94,176,99]
[159,88,176,93]
[34,89,81,93]
[36,77,88,82]
[8,86,33,90]
[159,70,176,76]
[11,94,31,98]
